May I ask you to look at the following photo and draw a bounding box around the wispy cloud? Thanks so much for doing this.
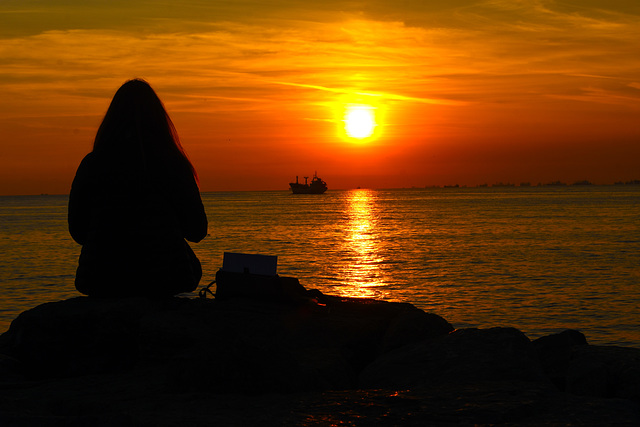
[272,81,468,106]
[2,1,638,111]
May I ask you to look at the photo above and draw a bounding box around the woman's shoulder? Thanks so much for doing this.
[79,151,132,176]
[73,152,96,180]
[77,151,100,170]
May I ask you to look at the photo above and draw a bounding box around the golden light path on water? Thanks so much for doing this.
[339,189,389,299]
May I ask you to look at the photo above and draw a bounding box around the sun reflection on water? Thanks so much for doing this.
[339,189,388,299]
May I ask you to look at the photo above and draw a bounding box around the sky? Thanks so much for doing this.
[1,0,639,194]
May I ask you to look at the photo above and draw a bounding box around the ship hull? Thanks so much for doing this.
[289,183,327,194]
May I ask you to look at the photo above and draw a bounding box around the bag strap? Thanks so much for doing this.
[198,279,216,299]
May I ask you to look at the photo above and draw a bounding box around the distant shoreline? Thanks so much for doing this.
[1,181,640,197]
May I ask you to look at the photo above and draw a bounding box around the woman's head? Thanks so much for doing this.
[93,79,197,183]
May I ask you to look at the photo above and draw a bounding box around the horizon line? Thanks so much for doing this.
[3,179,639,197]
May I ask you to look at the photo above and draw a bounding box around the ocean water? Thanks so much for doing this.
[1,186,638,348]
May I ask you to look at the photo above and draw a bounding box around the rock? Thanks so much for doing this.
[566,345,640,403]
[359,327,550,389]
[0,296,639,425]
[532,329,589,390]
[531,329,640,403]
[0,295,453,392]
[0,353,24,382]
[0,297,155,378]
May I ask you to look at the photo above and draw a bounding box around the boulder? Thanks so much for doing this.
[532,329,640,403]
[565,345,640,403]
[359,327,550,389]
[532,329,588,390]
[0,297,153,378]
[0,295,453,392]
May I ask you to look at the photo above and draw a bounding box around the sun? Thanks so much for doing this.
[344,106,376,139]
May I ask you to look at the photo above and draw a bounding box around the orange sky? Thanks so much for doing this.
[1,0,639,195]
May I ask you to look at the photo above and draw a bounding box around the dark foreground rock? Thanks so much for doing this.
[0,296,638,426]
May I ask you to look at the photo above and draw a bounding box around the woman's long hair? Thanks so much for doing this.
[93,79,198,184]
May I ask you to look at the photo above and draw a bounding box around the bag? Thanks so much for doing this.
[214,269,308,304]
[198,252,326,306]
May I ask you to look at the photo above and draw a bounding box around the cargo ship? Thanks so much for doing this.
[289,172,328,194]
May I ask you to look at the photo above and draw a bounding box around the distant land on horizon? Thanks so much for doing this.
[5,179,640,197]
[416,179,640,190]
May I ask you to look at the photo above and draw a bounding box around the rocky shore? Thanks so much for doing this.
[0,295,638,425]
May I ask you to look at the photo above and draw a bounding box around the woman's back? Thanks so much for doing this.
[68,80,207,297]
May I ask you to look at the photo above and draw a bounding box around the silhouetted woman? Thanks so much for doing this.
[69,79,208,297]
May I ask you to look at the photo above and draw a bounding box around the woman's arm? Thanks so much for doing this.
[174,174,208,243]
[68,154,94,245]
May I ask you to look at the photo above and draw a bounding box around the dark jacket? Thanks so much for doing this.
[68,152,208,297]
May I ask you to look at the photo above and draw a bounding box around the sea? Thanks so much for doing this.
[1,186,639,348]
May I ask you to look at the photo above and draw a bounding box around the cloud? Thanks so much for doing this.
[272,81,468,106]
[1,4,639,117]
[547,86,640,106]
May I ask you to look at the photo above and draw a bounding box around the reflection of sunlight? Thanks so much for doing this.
[340,189,387,299]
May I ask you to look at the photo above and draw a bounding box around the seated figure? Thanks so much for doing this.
[68,79,208,297]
